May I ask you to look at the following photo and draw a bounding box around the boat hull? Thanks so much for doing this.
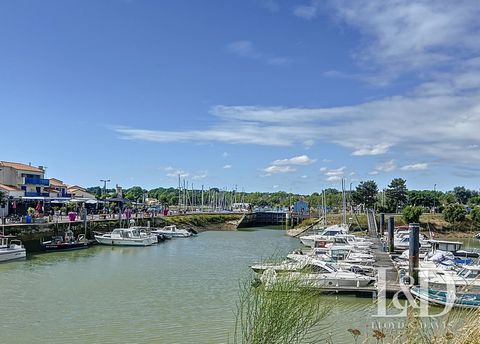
[43,242,89,251]
[0,248,26,262]
[411,287,480,309]
[94,235,155,246]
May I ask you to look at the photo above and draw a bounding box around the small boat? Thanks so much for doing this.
[299,224,349,247]
[129,226,168,243]
[422,265,480,293]
[0,235,26,262]
[41,229,89,251]
[394,235,431,251]
[151,225,194,238]
[427,240,479,258]
[259,259,376,289]
[95,227,157,246]
[411,287,480,309]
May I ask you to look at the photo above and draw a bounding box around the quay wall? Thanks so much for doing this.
[237,212,305,228]
[2,213,242,252]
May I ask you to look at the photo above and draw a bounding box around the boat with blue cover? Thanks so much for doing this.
[411,287,480,309]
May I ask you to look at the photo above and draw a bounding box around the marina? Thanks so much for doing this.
[2,225,478,343]
[2,1,480,342]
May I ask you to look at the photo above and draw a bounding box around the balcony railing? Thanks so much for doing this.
[24,177,50,186]
[24,192,50,197]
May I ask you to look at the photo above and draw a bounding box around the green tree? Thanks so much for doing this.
[452,186,475,204]
[469,195,480,207]
[443,204,467,223]
[124,186,145,201]
[352,181,378,209]
[385,178,408,212]
[471,206,480,225]
[402,205,423,224]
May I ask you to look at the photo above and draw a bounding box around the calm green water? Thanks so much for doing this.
[1,229,477,344]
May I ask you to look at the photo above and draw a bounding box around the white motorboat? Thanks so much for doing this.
[151,225,194,238]
[0,235,26,262]
[259,259,375,289]
[299,224,349,247]
[423,265,480,293]
[288,247,375,275]
[427,240,479,258]
[394,235,431,251]
[95,228,157,246]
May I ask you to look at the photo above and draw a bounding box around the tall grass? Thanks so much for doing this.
[232,272,331,344]
[349,307,480,344]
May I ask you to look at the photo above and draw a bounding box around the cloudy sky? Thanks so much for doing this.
[1,0,479,193]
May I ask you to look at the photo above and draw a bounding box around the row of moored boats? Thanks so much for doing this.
[250,223,480,309]
[0,225,196,263]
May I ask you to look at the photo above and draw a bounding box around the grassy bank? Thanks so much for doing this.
[163,213,243,232]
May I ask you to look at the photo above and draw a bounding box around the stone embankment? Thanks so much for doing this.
[1,213,243,252]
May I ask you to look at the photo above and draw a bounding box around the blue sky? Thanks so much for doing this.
[1,0,479,194]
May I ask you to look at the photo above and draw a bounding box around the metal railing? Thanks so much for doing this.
[24,177,50,186]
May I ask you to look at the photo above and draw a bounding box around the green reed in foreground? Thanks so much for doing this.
[232,272,331,344]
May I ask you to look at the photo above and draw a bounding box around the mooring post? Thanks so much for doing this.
[409,223,420,285]
[388,216,395,253]
[379,213,385,236]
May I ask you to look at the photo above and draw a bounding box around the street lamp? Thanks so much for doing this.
[433,184,437,214]
[100,179,110,197]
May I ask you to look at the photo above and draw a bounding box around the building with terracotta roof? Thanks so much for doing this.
[66,185,96,199]
[0,161,49,198]
[47,178,70,198]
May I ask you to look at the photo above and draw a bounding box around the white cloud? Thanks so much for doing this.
[262,165,296,176]
[293,4,318,19]
[326,176,342,182]
[319,167,327,172]
[324,166,346,177]
[223,164,232,169]
[227,40,290,66]
[369,171,379,175]
[227,40,262,59]
[352,144,390,156]
[302,1,480,82]
[222,152,229,157]
[164,167,189,178]
[259,0,279,12]
[400,163,428,171]
[301,175,308,179]
[273,184,280,189]
[272,155,316,166]
[114,2,480,174]
[193,171,208,180]
[304,139,315,147]
[374,159,397,173]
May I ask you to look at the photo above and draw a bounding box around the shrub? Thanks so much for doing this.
[402,205,423,224]
[471,206,480,225]
[443,204,467,223]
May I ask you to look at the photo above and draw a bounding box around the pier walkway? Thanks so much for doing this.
[370,237,401,296]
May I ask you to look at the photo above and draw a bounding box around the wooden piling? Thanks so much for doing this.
[388,216,395,253]
[409,223,420,285]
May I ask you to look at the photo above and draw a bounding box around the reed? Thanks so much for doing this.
[350,307,480,344]
[232,272,331,344]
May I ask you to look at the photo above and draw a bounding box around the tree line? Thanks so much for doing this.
[86,179,479,215]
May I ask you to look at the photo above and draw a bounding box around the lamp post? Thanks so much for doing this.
[100,179,110,197]
[433,184,437,214]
